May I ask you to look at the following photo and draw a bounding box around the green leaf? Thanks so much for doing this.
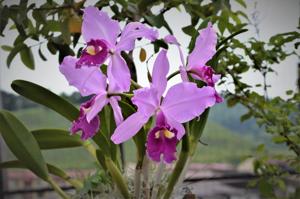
[272,136,287,144]
[240,111,252,122]
[145,13,173,34]
[182,25,197,37]
[0,111,49,181]
[189,109,209,155]
[11,80,79,121]
[20,44,35,69]
[6,43,26,68]
[235,0,247,8]
[152,39,168,53]
[1,45,13,51]
[31,129,83,149]
[0,6,9,36]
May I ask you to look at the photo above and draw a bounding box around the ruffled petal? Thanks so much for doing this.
[151,49,169,97]
[76,39,109,68]
[187,23,217,68]
[82,6,120,47]
[111,112,150,144]
[71,99,100,140]
[146,113,178,163]
[59,56,107,96]
[116,22,158,52]
[108,53,131,92]
[161,83,216,123]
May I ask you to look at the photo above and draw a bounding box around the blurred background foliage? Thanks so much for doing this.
[0,0,300,198]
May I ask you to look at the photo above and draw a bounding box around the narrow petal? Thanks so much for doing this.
[116,22,158,52]
[161,83,216,123]
[132,87,159,116]
[82,6,120,47]
[108,53,131,92]
[109,97,123,126]
[164,35,185,66]
[111,112,150,144]
[179,66,189,82]
[187,23,217,68]
[59,56,107,96]
[151,49,169,97]
[86,93,108,122]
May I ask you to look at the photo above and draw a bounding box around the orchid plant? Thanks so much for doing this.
[0,6,223,199]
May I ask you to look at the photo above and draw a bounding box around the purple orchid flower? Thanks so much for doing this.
[77,6,158,92]
[60,56,124,140]
[164,23,223,103]
[111,50,217,163]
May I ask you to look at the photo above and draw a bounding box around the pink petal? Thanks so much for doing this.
[161,83,216,123]
[151,49,169,97]
[108,53,131,92]
[82,7,120,47]
[111,112,150,144]
[116,22,158,52]
[164,114,185,140]
[71,99,100,140]
[109,97,123,126]
[86,93,108,122]
[132,87,159,117]
[59,56,107,96]
[179,66,189,82]
[164,35,185,66]
[187,23,217,69]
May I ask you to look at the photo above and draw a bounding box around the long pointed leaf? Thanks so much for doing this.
[11,80,79,121]
[0,111,49,181]
[31,129,83,149]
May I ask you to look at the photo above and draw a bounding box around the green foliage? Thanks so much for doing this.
[1,0,299,198]
[0,110,49,181]
[11,80,79,121]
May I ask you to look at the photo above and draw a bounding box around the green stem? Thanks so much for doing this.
[108,92,133,98]
[163,134,190,199]
[167,70,180,80]
[216,29,248,49]
[105,157,131,199]
[131,79,142,89]
[47,178,70,199]
[83,141,97,160]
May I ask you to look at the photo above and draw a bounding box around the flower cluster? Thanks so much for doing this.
[60,7,222,164]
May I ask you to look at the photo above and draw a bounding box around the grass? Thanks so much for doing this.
[1,106,267,169]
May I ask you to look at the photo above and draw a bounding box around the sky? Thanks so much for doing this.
[0,0,299,98]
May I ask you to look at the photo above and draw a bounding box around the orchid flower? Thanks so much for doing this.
[111,50,216,163]
[164,23,223,103]
[60,56,123,140]
[76,6,158,92]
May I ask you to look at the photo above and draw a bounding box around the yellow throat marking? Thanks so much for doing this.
[86,46,96,55]
[155,130,175,139]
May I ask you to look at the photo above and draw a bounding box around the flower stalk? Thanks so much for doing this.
[47,178,70,199]
[163,133,190,199]
[105,157,131,199]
